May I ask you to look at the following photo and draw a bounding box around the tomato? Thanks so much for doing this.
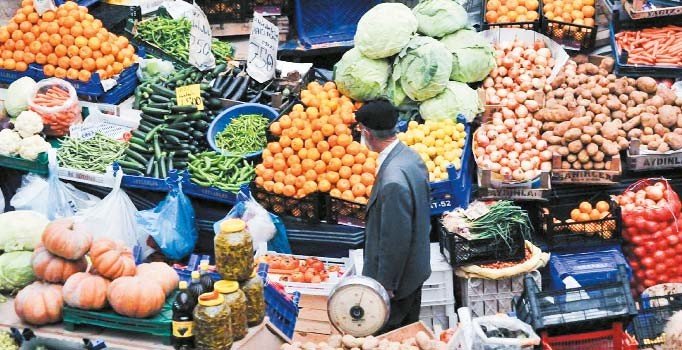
[657,239,671,251]
[311,275,322,283]
[658,275,670,283]
[645,220,661,233]
[283,258,299,270]
[644,279,657,288]
[665,248,677,258]
[633,246,647,258]
[630,234,645,245]
[291,272,304,283]
[304,270,314,283]
[635,270,646,281]
[634,216,647,230]
[642,257,656,268]
[312,261,325,273]
[645,268,658,280]
[655,264,668,274]
[644,241,658,252]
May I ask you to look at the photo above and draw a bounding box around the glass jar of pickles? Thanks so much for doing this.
[215,219,253,281]
[214,280,248,341]
[193,291,232,350]
[240,272,265,327]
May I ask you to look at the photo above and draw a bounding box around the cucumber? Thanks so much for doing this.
[128,142,151,154]
[141,114,165,125]
[164,134,181,144]
[164,128,191,138]
[118,159,145,172]
[149,95,171,103]
[167,121,191,130]
[171,105,198,113]
[141,106,171,117]
[151,84,176,98]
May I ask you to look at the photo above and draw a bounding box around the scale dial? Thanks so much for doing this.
[327,276,390,337]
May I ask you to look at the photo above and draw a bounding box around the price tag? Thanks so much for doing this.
[187,2,215,71]
[175,84,204,111]
[34,0,56,15]
[247,13,279,83]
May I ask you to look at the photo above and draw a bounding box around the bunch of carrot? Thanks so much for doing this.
[29,82,81,136]
[615,25,682,66]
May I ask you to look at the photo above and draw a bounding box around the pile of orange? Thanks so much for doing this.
[485,0,540,24]
[0,0,136,81]
[543,0,596,26]
[254,81,378,204]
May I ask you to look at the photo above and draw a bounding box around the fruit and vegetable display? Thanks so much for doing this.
[551,200,616,238]
[57,133,127,173]
[485,0,541,24]
[214,114,270,156]
[256,254,343,284]
[475,39,555,182]
[614,25,682,67]
[398,119,467,182]
[442,200,533,242]
[211,64,296,109]
[542,0,596,27]
[0,0,136,80]
[188,151,255,192]
[280,332,447,350]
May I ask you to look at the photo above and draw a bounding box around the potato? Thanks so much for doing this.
[654,124,670,137]
[343,335,360,348]
[658,143,670,153]
[303,342,318,350]
[583,125,597,136]
[636,77,657,94]
[593,151,605,162]
[415,332,432,350]
[572,161,582,170]
[594,162,605,170]
[568,140,583,154]
[630,91,648,105]
[558,146,570,156]
[592,134,605,146]
[605,160,612,170]
[623,116,640,132]
[602,120,621,141]
[328,335,342,348]
[601,140,620,156]
[658,105,680,128]
[578,149,590,163]
[676,97,682,107]
[565,128,582,141]
[583,161,594,170]
[363,336,379,350]
[644,126,654,136]
[567,153,578,163]
[599,57,615,73]
[657,86,677,105]
[553,121,571,137]
[562,161,571,169]
[612,110,626,121]
[606,99,622,111]
[647,95,665,108]
[580,133,592,144]
[586,143,599,156]
[664,132,682,151]
[626,106,642,119]
[628,128,643,140]
[676,128,682,135]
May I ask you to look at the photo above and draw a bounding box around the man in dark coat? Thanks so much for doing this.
[356,100,432,333]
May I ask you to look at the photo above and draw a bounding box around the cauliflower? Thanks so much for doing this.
[18,135,50,161]
[14,110,43,138]
[0,129,22,156]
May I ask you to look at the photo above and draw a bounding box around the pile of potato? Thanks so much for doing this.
[281,332,446,350]
[538,55,682,170]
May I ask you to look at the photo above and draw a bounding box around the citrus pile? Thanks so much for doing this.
[398,119,467,182]
[485,0,540,24]
[543,0,596,27]
[254,81,378,204]
[0,0,136,81]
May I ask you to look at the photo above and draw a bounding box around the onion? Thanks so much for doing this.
[488,95,501,104]
[490,163,502,172]
[483,77,494,88]
[490,151,502,162]
[508,150,519,160]
[515,105,529,118]
[490,67,499,78]
[513,142,524,153]
[536,139,548,150]
[525,99,539,112]
[519,152,530,161]
[532,78,543,90]
[500,166,512,177]
[487,129,499,140]
[476,133,490,147]
[485,144,497,154]
[537,48,551,58]
[516,131,528,143]
[521,160,533,171]
[512,169,525,181]
[498,66,508,77]
[515,91,527,103]
[506,98,519,110]
[502,57,514,69]
[508,68,520,80]
[503,139,515,152]
[496,88,508,98]
[540,150,552,161]
[492,116,503,125]
[534,55,548,66]
[500,158,510,167]
[509,158,521,170]
[502,108,515,120]
[523,142,532,151]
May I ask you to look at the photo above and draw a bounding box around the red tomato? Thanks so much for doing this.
[642,257,655,268]
[644,279,657,288]
[291,272,304,283]
[657,239,671,251]
[644,241,658,252]
[312,261,325,273]
[655,264,667,274]
[630,234,645,245]
[634,216,647,230]
[635,270,646,281]
[658,275,670,283]
[633,246,647,258]
[311,275,322,283]
[304,270,314,283]
[646,269,658,280]
[665,248,677,258]
[645,220,660,233]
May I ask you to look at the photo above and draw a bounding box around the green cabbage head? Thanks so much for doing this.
[0,210,49,252]
[441,28,496,83]
[413,0,468,38]
[355,3,418,59]
[393,36,452,102]
[334,48,391,102]
[420,81,483,122]
[0,251,35,292]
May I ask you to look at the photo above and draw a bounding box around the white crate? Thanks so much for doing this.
[459,271,541,318]
[420,302,458,331]
[57,166,115,188]
[258,251,353,296]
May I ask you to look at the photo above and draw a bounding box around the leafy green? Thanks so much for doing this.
[413,0,468,38]
[419,81,483,122]
[0,251,35,292]
[355,3,418,59]
[393,36,452,102]
[334,48,391,102]
[441,29,496,83]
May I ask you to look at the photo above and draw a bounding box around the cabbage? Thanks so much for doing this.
[5,77,37,118]
[386,76,408,107]
[334,48,391,102]
[413,0,468,38]
[393,36,452,102]
[355,3,418,59]
[0,210,49,252]
[441,29,496,83]
[0,251,35,292]
[420,81,483,122]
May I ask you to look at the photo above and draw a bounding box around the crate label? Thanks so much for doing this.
[480,188,547,201]
[430,199,453,211]
[247,13,279,83]
[629,152,682,171]
[175,84,204,111]
[187,3,215,71]
[552,170,618,184]
[34,0,56,15]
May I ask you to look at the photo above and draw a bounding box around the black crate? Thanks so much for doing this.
[480,0,543,31]
[542,196,622,252]
[325,195,367,227]
[250,183,323,223]
[438,221,526,268]
[514,265,637,334]
[541,18,597,52]
[632,293,682,348]
[197,0,288,23]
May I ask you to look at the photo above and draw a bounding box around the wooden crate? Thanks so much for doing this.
[627,138,682,171]
[236,318,291,350]
[293,294,339,344]
[377,322,436,342]
[551,154,622,185]
[210,16,289,41]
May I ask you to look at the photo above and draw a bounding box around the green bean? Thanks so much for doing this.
[188,151,254,192]
[215,114,270,156]
[57,133,128,173]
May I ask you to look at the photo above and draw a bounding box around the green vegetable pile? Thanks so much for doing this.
[188,152,255,192]
[57,133,127,173]
[136,16,234,65]
[215,114,269,156]
[0,251,35,293]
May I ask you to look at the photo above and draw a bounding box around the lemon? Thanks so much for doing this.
[456,123,465,132]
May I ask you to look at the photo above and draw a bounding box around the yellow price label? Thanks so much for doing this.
[175,84,204,111]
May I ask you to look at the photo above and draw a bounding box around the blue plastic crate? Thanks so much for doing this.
[117,166,180,192]
[173,254,222,282]
[294,0,380,47]
[549,248,632,291]
[429,123,473,216]
[55,0,100,6]
[0,64,41,84]
[261,264,300,339]
[182,176,249,205]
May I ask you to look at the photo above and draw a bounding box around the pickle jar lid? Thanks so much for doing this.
[214,280,240,294]
[179,281,188,289]
[220,219,246,233]
[198,291,224,306]
[191,270,200,279]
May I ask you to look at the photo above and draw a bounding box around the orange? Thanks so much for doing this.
[282,185,296,197]
[337,134,352,148]
[82,57,95,71]
[341,190,355,201]
[297,148,308,160]
[66,68,79,80]
[54,67,67,78]
[301,159,315,172]
[582,5,595,17]
[286,155,301,167]
[314,160,326,174]
[21,5,34,15]
[341,154,355,167]
[352,164,364,175]
[289,163,303,177]
[263,181,274,192]
[354,152,366,164]
[321,124,335,137]
[3,39,15,51]
[2,59,15,70]
[262,169,275,181]
[291,138,304,151]
[579,202,592,213]
[11,30,23,42]
[270,122,282,135]
[337,179,351,192]
[57,56,70,69]
[43,11,56,22]
[75,36,88,48]
[330,188,342,198]
[46,22,59,35]
[273,158,286,171]
[307,149,321,161]
[273,171,286,183]
[70,56,83,69]
[339,166,352,179]
[22,52,34,64]
[361,173,375,187]
[330,146,345,159]
[282,147,294,159]
[14,40,25,52]
[321,151,333,164]
[28,41,41,54]
[363,160,377,174]
[40,42,52,55]
[327,171,340,184]
[0,29,9,43]
[14,13,27,25]
[328,158,342,172]
[366,185,373,197]
[318,179,331,192]
[346,142,361,156]
[12,51,24,63]
[350,174,362,186]
[27,12,39,24]
[79,46,93,59]
[272,182,284,195]
[486,11,499,23]
[316,141,330,154]
[67,45,79,57]
[283,174,296,186]
[304,169,317,181]
[70,24,83,37]
[62,35,75,47]
[302,181,317,194]
[0,51,10,60]
[46,53,58,66]
[352,183,366,198]
[279,135,291,148]
[95,57,107,70]
[15,61,27,72]
[54,44,67,57]
[267,142,282,154]
[35,53,47,64]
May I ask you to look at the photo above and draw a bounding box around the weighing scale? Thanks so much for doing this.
[327,276,391,337]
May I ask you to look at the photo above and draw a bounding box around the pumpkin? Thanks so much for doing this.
[41,217,92,260]
[107,276,165,318]
[62,270,110,310]
[136,262,179,296]
[89,239,136,280]
[32,243,87,283]
[14,281,63,325]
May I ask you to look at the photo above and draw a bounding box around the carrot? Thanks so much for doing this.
[616,25,682,67]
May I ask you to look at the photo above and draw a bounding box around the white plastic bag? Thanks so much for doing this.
[10,149,100,219]
[213,193,277,252]
[78,171,151,261]
[471,315,540,350]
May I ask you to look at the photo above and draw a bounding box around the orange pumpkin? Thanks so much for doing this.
[41,217,92,260]
[89,239,136,280]
[15,281,63,325]
[62,271,110,310]
[32,243,87,283]
[136,262,179,296]
[107,276,165,318]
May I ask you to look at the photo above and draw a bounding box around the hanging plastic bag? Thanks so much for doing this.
[10,149,100,219]
[28,78,82,137]
[471,315,540,350]
[78,171,152,262]
[136,176,197,260]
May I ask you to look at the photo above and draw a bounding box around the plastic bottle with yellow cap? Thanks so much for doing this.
[193,291,232,350]
[240,271,265,327]
[214,280,248,341]
[215,218,253,281]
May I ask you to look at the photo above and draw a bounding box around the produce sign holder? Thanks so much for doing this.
[480,0,543,32]
[183,176,250,205]
[458,270,541,318]
[541,322,638,350]
[550,154,622,185]
[609,13,682,78]
[542,197,622,252]
[325,195,366,227]
[627,138,682,171]
[0,152,48,175]
[514,265,637,333]
[294,0,380,47]
[251,183,325,223]
[540,17,597,52]
[623,0,682,19]
[632,292,682,347]
[62,293,175,345]
[438,221,527,268]
[477,168,552,202]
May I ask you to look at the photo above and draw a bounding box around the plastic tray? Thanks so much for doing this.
[182,175,249,205]
[208,103,279,159]
[62,293,175,345]
[514,265,637,333]
[258,252,353,296]
[480,0,543,31]
[419,303,457,331]
[541,322,638,350]
[632,293,682,348]
[459,271,541,318]
[438,221,526,268]
[293,0,380,47]
[421,250,455,307]
[0,152,48,175]
[251,183,324,223]
[541,18,597,52]
[549,249,632,291]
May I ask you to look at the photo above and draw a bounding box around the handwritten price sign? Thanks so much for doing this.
[188,2,215,71]
[247,13,279,83]
[176,84,204,111]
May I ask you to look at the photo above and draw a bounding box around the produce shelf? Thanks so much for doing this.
[438,220,527,268]
[0,152,48,176]
[626,138,682,172]
[551,154,623,185]
[0,64,42,84]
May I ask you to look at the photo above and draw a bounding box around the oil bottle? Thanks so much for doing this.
[172,281,195,349]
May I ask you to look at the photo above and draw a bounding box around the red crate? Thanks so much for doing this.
[541,323,637,350]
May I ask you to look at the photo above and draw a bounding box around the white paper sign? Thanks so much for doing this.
[247,13,279,83]
[34,0,56,15]
[188,2,215,71]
